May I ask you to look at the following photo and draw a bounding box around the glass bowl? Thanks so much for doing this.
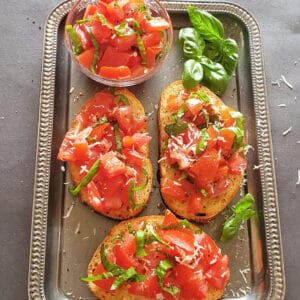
[65,0,173,86]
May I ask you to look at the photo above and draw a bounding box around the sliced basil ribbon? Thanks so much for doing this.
[162,219,194,231]
[135,229,147,257]
[164,122,188,137]
[136,33,146,65]
[155,260,180,295]
[69,158,100,196]
[115,94,129,105]
[76,13,107,25]
[195,128,209,155]
[65,25,83,55]
[113,122,122,153]
[91,115,108,128]
[86,28,100,73]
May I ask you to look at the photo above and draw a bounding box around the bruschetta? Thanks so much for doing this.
[159,81,247,223]
[58,87,153,219]
[82,210,230,299]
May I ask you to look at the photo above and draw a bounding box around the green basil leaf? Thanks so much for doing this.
[219,38,239,76]
[135,230,147,257]
[226,126,244,151]
[162,219,194,231]
[196,128,209,155]
[164,122,188,136]
[199,56,229,95]
[113,122,122,153]
[146,226,170,247]
[200,188,208,197]
[65,25,83,55]
[69,158,100,196]
[156,260,180,295]
[201,108,210,126]
[171,104,187,123]
[132,168,149,191]
[100,244,124,275]
[115,94,130,105]
[203,41,221,61]
[91,115,108,128]
[86,28,100,73]
[128,180,135,209]
[179,27,205,59]
[189,91,210,104]
[81,271,114,282]
[111,267,145,290]
[187,6,224,42]
[76,13,107,25]
[136,32,146,65]
[220,214,241,242]
[108,86,116,95]
[182,59,203,90]
[114,19,135,36]
[233,193,255,214]
[221,193,256,242]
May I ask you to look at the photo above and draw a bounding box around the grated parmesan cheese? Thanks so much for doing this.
[69,87,75,94]
[282,126,292,136]
[61,165,66,172]
[281,75,293,89]
[277,104,286,107]
[63,203,74,219]
[75,222,81,234]
[296,170,300,185]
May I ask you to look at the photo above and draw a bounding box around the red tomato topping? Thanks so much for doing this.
[100,152,127,178]
[92,263,115,291]
[99,65,132,79]
[227,151,247,174]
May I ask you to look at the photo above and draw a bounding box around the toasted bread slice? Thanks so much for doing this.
[159,81,244,223]
[87,214,230,300]
[60,88,153,220]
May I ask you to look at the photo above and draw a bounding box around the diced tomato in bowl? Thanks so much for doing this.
[65,0,173,86]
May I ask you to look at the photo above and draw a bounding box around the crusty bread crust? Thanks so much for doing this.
[68,88,153,220]
[87,215,229,300]
[159,81,243,223]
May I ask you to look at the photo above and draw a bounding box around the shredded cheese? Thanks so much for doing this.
[282,126,292,136]
[277,104,286,107]
[296,169,300,185]
[74,222,81,234]
[63,203,74,219]
[281,75,293,89]
[61,165,66,172]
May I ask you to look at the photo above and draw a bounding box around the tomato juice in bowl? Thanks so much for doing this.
[65,0,173,86]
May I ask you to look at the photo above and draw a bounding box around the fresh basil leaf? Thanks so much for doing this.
[108,86,115,95]
[179,27,205,59]
[220,214,241,242]
[221,193,256,242]
[114,19,135,36]
[156,260,180,295]
[91,115,108,128]
[226,126,244,151]
[76,13,107,25]
[202,108,210,126]
[164,122,188,136]
[111,267,145,290]
[113,122,122,153]
[171,104,187,123]
[132,168,149,191]
[182,59,203,90]
[219,38,238,76]
[65,25,83,55]
[200,188,208,197]
[86,28,100,73]
[190,91,210,104]
[100,244,123,275]
[81,271,114,282]
[233,193,255,214]
[136,32,146,65]
[135,230,147,257]
[128,180,135,209]
[196,128,209,155]
[69,158,100,196]
[115,94,130,105]
[199,56,229,95]
[187,6,224,42]
[203,41,221,61]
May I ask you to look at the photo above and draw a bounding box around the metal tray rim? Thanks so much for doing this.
[28,1,285,299]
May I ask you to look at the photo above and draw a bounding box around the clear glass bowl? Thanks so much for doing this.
[65,0,173,86]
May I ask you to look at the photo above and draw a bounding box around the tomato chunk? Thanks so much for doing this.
[99,66,132,79]
[92,263,114,291]
[161,178,187,200]
[100,152,127,178]
[77,48,95,69]
[227,151,247,174]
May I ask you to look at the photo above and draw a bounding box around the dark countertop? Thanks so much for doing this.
[0,0,299,299]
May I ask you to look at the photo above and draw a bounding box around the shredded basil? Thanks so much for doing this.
[65,25,83,55]
[69,158,100,196]
[113,122,122,153]
[164,122,188,137]
[195,128,209,155]
[115,94,130,105]
[86,28,100,73]
[155,260,180,295]
[135,230,147,257]
[91,115,108,128]
[136,32,146,65]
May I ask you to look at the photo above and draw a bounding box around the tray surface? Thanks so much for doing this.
[28,1,285,299]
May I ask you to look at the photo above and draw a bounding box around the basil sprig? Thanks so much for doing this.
[65,25,83,55]
[221,193,256,242]
[81,244,145,289]
[69,158,100,196]
[155,260,180,295]
[180,6,239,95]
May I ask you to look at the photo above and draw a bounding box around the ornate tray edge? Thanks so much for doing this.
[28,1,285,299]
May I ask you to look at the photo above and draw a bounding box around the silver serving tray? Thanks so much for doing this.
[28,1,285,299]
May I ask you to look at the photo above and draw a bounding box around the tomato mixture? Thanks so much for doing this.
[161,87,247,213]
[88,210,229,299]
[57,89,150,212]
[66,0,170,80]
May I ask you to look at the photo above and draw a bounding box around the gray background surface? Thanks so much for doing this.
[0,0,299,299]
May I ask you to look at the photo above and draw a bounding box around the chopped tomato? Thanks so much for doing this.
[186,97,204,116]
[123,148,144,166]
[92,263,114,291]
[130,64,146,77]
[167,95,181,111]
[127,51,142,67]
[106,1,125,23]
[143,17,170,33]
[146,45,161,68]
[161,178,187,200]
[206,255,229,289]
[74,24,92,50]
[110,34,137,51]
[207,125,218,149]
[218,128,235,156]
[99,66,132,79]
[188,149,220,188]
[83,4,98,18]
[115,105,135,134]
[102,193,123,211]
[100,152,127,178]
[100,174,126,196]
[128,275,160,298]
[122,135,135,147]
[99,46,131,67]
[157,228,195,255]
[90,20,113,43]
[72,140,89,161]
[132,133,151,148]
[142,32,162,48]
[188,193,203,213]
[227,151,247,175]
[77,48,95,69]
[87,181,103,213]
[162,209,179,226]
[90,123,110,140]
[219,105,235,127]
